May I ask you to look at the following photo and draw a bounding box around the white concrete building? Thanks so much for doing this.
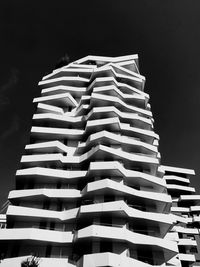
[0,55,199,267]
[163,166,200,267]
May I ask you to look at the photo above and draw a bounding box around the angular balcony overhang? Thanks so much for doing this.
[82,179,171,213]
[87,76,148,98]
[88,161,166,192]
[79,200,174,237]
[76,225,178,263]
[178,253,196,262]
[78,252,159,267]
[42,67,93,81]
[90,66,145,92]
[179,195,200,205]
[178,238,197,248]
[75,55,139,68]
[41,85,86,98]
[8,188,81,202]
[84,117,158,144]
[0,228,73,244]
[190,205,200,212]
[7,201,173,238]
[21,144,159,173]
[92,85,147,107]
[36,103,64,115]
[6,205,79,223]
[86,106,153,130]
[162,165,195,176]
[16,167,87,184]
[172,225,199,235]
[33,93,78,108]
[166,184,195,194]
[171,207,190,214]
[69,62,98,69]
[109,62,141,78]
[33,113,84,129]
[172,214,192,224]
[31,126,84,140]
[38,76,89,89]
[25,140,76,154]
[164,175,190,185]
[90,93,151,117]
[117,59,139,73]
[77,131,158,157]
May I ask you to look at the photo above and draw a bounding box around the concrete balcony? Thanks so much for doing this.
[86,106,153,129]
[190,205,200,212]
[91,63,145,83]
[76,225,178,262]
[90,92,151,117]
[31,126,84,140]
[110,61,141,77]
[33,113,84,129]
[87,76,148,98]
[78,130,157,156]
[16,167,87,183]
[7,205,79,222]
[171,207,190,213]
[89,161,166,192]
[25,140,76,155]
[82,179,171,213]
[0,228,73,243]
[42,67,93,81]
[178,238,197,247]
[171,226,199,235]
[85,117,158,143]
[33,92,78,108]
[93,85,148,109]
[172,214,193,224]
[92,84,147,107]
[162,165,195,176]
[36,103,64,115]
[90,69,144,91]
[78,252,157,267]
[21,144,159,173]
[75,55,139,67]
[164,175,190,185]
[178,253,196,262]
[79,200,174,237]
[166,184,195,193]
[9,188,81,201]
[41,85,86,98]
[6,200,173,236]
[179,195,200,205]
[116,58,140,73]
[38,76,90,89]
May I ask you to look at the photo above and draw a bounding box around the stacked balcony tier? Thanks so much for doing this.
[0,55,178,267]
[163,165,200,267]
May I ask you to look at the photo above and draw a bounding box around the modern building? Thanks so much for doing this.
[0,55,199,267]
[163,165,200,267]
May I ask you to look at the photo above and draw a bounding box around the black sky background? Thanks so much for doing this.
[0,0,200,206]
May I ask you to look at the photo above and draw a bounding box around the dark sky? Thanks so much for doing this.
[0,0,200,207]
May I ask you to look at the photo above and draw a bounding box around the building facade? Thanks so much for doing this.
[0,55,199,267]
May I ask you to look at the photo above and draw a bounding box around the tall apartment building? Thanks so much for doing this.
[0,55,199,267]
